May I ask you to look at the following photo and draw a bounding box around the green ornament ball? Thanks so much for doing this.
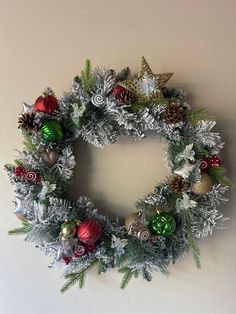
[149,212,176,237]
[60,221,77,240]
[41,120,63,142]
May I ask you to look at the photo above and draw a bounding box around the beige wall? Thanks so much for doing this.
[0,0,236,313]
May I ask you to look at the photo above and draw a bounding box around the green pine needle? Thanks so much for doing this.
[119,267,138,289]
[97,260,104,275]
[8,221,31,236]
[130,98,168,112]
[187,227,201,269]
[168,139,191,162]
[208,166,233,187]
[186,108,214,127]
[80,59,96,91]
[60,259,97,293]
[22,132,37,152]
[14,159,23,166]
[60,271,86,294]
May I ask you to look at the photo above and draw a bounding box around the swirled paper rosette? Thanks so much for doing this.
[5,57,231,292]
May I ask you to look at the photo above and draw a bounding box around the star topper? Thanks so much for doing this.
[119,56,173,101]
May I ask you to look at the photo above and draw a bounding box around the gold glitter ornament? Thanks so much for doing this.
[124,212,140,230]
[60,220,81,240]
[124,212,151,241]
[128,223,151,241]
[119,56,173,101]
[192,173,213,195]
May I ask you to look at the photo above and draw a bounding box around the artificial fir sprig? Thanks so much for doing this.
[187,228,201,269]
[79,59,96,92]
[208,166,233,187]
[8,221,32,236]
[186,108,214,127]
[60,259,98,293]
[22,132,37,152]
[119,267,139,289]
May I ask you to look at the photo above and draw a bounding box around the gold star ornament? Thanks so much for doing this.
[119,56,173,101]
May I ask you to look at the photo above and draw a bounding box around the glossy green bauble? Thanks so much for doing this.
[41,120,63,142]
[60,221,78,240]
[149,212,176,237]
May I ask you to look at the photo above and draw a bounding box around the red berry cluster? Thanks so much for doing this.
[200,155,222,171]
[63,242,98,265]
[14,165,40,183]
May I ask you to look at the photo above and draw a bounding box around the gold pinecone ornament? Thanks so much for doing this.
[170,176,186,193]
[18,112,38,131]
[162,103,184,124]
[125,212,140,230]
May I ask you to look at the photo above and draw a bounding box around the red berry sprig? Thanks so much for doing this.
[14,165,26,176]
[14,165,40,183]
[210,155,222,167]
[199,155,222,171]
[63,256,72,265]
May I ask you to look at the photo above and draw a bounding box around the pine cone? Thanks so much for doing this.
[18,112,38,131]
[162,103,184,124]
[170,176,186,193]
[112,85,137,105]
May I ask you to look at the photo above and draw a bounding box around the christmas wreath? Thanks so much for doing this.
[5,57,231,293]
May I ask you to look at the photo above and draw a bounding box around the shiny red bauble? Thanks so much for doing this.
[77,219,102,245]
[34,95,58,114]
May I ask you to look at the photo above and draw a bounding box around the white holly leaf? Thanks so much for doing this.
[38,181,56,201]
[175,144,195,163]
[176,193,198,213]
[174,163,194,179]
[111,235,128,258]
[70,103,86,125]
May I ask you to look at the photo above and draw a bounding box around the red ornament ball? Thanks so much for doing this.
[14,165,26,177]
[34,95,58,114]
[209,155,222,167]
[77,219,102,245]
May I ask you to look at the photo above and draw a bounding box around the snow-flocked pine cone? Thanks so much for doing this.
[170,176,186,193]
[18,112,38,131]
[162,102,184,124]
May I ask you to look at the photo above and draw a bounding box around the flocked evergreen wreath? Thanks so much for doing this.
[5,57,231,292]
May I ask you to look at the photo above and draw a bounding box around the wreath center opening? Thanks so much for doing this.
[67,135,170,219]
